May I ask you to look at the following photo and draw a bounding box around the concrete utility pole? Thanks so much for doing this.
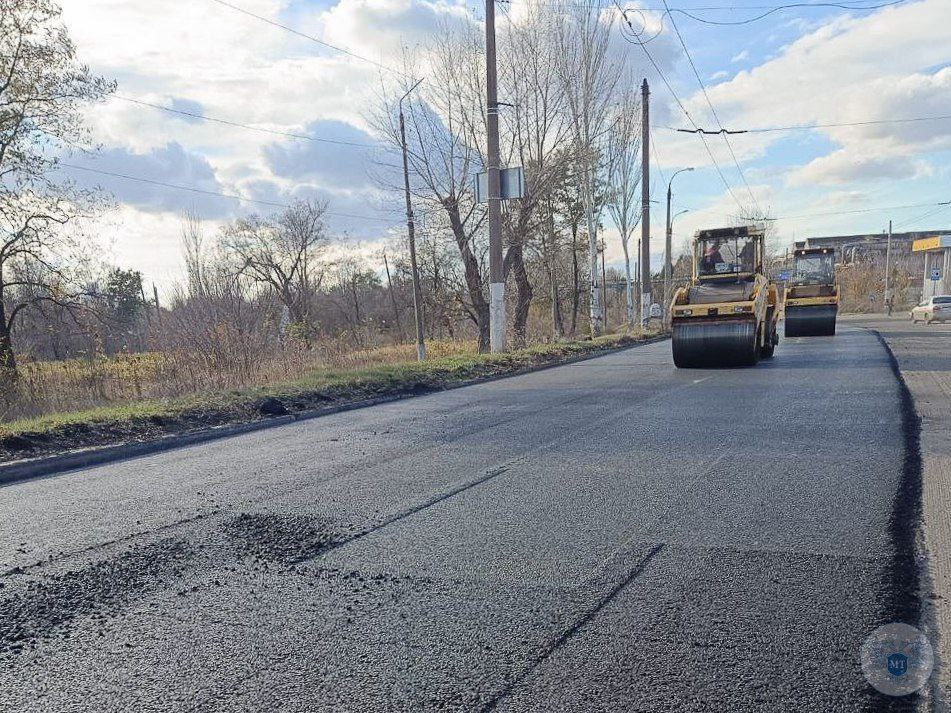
[399,78,426,361]
[884,219,893,315]
[382,251,405,341]
[664,166,693,312]
[640,79,651,325]
[485,0,505,352]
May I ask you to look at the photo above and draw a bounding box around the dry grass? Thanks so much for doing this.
[8,338,477,423]
[0,331,655,443]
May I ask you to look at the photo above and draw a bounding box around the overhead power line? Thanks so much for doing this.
[776,199,951,222]
[207,0,408,77]
[672,114,951,134]
[684,199,951,223]
[60,163,401,223]
[669,0,904,25]
[112,94,396,151]
[664,0,760,215]
[615,1,748,217]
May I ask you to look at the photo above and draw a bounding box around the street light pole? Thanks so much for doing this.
[664,167,694,309]
[399,78,426,361]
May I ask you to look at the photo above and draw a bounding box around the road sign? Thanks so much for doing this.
[778,270,789,281]
[931,267,942,282]
[475,167,525,203]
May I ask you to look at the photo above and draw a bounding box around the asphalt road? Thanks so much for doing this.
[0,325,922,711]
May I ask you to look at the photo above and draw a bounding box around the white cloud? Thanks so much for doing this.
[788,151,932,187]
[730,50,748,63]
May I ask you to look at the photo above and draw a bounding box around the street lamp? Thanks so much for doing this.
[398,78,426,361]
[665,167,694,312]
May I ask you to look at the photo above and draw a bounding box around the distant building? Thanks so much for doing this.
[794,230,950,263]
[913,235,951,300]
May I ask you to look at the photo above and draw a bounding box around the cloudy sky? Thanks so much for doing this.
[58,0,951,288]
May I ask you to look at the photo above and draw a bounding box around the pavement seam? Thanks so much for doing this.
[480,543,665,711]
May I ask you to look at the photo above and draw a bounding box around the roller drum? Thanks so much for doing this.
[672,318,759,368]
[784,305,837,337]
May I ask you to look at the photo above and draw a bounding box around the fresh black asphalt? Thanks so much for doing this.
[0,327,923,711]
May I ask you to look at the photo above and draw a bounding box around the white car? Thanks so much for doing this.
[911,295,951,324]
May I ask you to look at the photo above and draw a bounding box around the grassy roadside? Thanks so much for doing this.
[0,331,662,463]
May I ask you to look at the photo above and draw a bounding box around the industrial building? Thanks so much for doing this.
[794,230,945,263]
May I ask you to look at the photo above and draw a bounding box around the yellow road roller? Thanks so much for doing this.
[670,225,779,368]
[783,247,838,337]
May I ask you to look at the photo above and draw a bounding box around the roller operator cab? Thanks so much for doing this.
[784,247,838,337]
[670,226,779,368]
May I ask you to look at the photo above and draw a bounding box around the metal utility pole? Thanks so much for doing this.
[884,219,893,315]
[640,79,651,325]
[485,0,505,352]
[664,166,693,314]
[399,78,426,361]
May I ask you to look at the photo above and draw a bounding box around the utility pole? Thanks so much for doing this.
[382,251,405,342]
[152,283,162,326]
[399,78,426,361]
[640,79,651,326]
[634,237,641,319]
[485,0,505,352]
[884,219,893,316]
[664,166,693,318]
[600,240,607,328]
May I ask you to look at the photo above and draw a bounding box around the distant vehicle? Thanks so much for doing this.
[911,295,951,324]
[669,225,779,367]
[784,247,838,336]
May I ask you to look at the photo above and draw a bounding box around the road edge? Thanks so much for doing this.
[0,335,670,487]
[869,328,935,712]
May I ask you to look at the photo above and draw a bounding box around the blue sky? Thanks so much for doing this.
[57,0,951,285]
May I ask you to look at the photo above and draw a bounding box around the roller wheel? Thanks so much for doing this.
[672,319,759,368]
[785,305,837,337]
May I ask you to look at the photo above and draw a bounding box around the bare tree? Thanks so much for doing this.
[555,2,622,337]
[499,1,573,345]
[0,0,113,377]
[605,86,641,329]
[220,200,330,331]
[372,24,491,351]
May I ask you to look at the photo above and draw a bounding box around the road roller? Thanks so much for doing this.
[670,225,779,368]
[783,247,838,336]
